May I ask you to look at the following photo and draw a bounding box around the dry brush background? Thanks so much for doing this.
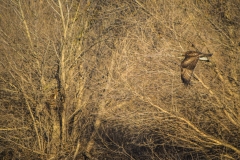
[0,0,240,159]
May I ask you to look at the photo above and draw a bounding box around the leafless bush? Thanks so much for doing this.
[0,0,239,159]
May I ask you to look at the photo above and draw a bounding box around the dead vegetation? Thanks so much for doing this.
[0,0,239,159]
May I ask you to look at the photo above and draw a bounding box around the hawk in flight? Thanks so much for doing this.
[181,51,212,86]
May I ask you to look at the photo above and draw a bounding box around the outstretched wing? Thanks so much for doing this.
[181,56,199,85]
[181,68,194,85]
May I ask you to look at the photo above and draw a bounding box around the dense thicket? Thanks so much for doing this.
[0,0,239,159]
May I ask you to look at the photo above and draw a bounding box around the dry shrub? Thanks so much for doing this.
[0,0,239,159]
[92,0,240,159]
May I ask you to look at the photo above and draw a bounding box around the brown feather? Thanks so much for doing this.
[180,51,212,86]
[181,68,193,85]
[199,53,213,57]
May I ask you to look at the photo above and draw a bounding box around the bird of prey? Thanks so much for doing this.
[181,51,212,86]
